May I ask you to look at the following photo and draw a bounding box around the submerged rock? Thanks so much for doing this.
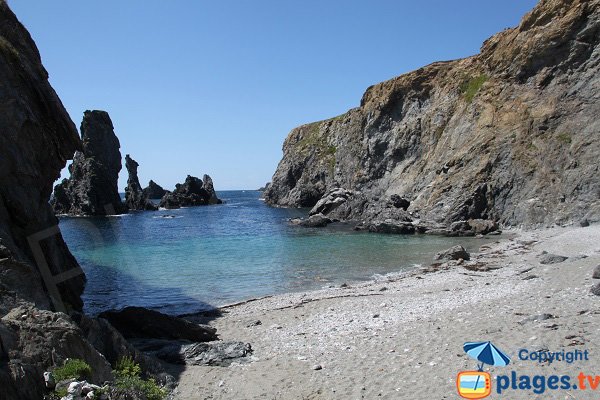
[51,110,127,216]
[159,175,222,209]
[143,180,167,199]
[124,154,158,211]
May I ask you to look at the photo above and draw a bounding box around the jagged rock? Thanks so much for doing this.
[124,155,157,211]
[590,283,600,296]
[265,0,600,229]
[159,175,222,209]
[98,306,218,342]
[434,245,470,261]
[1,306,113,399]
[593,265,600,279]
[142,180,167,199]
[580,219,590,227]
[51,110,127,216]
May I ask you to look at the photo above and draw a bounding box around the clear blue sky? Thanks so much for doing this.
[9,0,537,190]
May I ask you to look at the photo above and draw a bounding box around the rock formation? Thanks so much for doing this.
[143,179,167,199]
[124,154,158,211]
[266,0,600,231]
[51,110,127,216]
[159,174,222,209]
[0,4,172,398]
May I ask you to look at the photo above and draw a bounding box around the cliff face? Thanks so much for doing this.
[0,1,85,313]
[52,110,127,216]
[266,0,600,229]
[0,3,125,398]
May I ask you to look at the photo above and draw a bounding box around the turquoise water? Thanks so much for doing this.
[58,190,492,315]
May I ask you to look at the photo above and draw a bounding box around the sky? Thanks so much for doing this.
[9,0,538,190]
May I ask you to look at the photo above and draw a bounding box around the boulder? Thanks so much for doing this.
[434,245,471,261]
[51,110,127,216]
[159,175,222,209]
[593,265,600,279]
[143,180,167,199]
[449,219,499,236]
[298,213,332,227]
[539,254,568,264]
[591,283,600,296]
[309,188,353,216]
[124,155,157,211]
[98,306,218,342]
[133,339,252,367]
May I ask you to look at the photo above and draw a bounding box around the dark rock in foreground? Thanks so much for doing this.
[51,110,127,216]
[124,154,158,211]
[143,179,167,199]
[134,339,252,366]
[98,306,218,342]
[159,174,222,209]
[434,245,471,261]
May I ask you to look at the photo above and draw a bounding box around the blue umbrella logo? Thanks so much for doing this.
[464,341,511,370]
[461,341,511,396]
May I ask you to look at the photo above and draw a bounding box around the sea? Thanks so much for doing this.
[58,190,493,316]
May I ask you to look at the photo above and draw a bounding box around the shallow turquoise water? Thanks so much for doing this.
[58,190,492,315]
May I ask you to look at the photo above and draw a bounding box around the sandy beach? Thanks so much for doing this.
[172,225,600,399]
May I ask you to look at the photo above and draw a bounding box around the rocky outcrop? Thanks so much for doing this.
[0,3,172,398]
[124,155,158,211]
[98,307,218,342]
[51,110,127,216]
[159,174,222,209]
[266,0,600,230]
[143,180,167,199]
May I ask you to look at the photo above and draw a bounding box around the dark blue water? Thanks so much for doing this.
[58,190,491,315]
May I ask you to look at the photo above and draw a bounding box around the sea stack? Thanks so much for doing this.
[143,179,167,199]
[159,174,222,209]
[51,110,127,215]
[124,154,158,211]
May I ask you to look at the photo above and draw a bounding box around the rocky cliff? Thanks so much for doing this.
[125,154,158,211]
[0,2,114,398]
[51,110,127,216]
[266,0,600,230]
